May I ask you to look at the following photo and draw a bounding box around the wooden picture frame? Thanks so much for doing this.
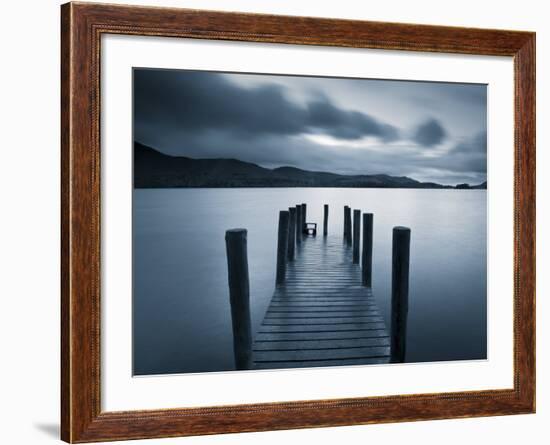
[61,2,535,442]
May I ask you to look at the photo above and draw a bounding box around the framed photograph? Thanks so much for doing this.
[61,2,535,442]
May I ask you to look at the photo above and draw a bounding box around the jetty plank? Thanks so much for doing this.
[266,310,381,317]
[253,357,389,369]
[253,337,390,350]
[255,330,389,342]
[253,346,390,362]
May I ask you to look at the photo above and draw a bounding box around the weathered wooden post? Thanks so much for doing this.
[353,209,361,263]
[276,210,290,285]
[301,203,307,233]
[295,204,302,245]
[287,207,296,261]
[225,229,252,370]
[344,206,352,246]
[391,226,411,363]
[362,213,373,286]
[323,204,329,236]
[343,206,349,241]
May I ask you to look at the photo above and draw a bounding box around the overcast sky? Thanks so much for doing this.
[134,68,487,185]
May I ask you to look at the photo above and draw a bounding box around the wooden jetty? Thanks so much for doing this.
[252,235,390,369]
[225,205,411,371]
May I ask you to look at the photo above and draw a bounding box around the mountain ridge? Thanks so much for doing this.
[134,142,487,190]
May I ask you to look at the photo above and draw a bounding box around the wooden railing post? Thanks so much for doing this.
[344,206,352,246]
[225,229,252,370]
[362,213,373,286]
[391,226,411,363]
[323,204,329,236]
[353,209,361,263]
[295,204,302,245]
[276,210,290,284]
[288,207,296,261]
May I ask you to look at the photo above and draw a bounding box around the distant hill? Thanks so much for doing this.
[472,181,488,189]
[456,182,487,190]
[134,142,487,190]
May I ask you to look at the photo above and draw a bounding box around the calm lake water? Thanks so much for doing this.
[133,188,487,375]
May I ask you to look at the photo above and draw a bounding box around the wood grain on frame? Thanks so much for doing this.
[61,2,535,442]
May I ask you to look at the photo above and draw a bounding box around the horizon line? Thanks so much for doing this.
[134,140,487,187]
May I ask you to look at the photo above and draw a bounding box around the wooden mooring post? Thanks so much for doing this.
[276,210,290,284]
[225,229,252,370]
[323,204,328,236]
[287,207,296,261]
[391,226,411,363]
[343,206,348,239]
[353,209,361,263]
[295,204,302,245]
[301,203,307,233]
[344,206,352,246]
[362,213,373,286]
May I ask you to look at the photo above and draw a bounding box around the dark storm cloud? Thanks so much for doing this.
[306,98,399,141]
[134,69,304,137]
[134,69,487,185]
[134,69,400,144]
[412,119,447,146]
